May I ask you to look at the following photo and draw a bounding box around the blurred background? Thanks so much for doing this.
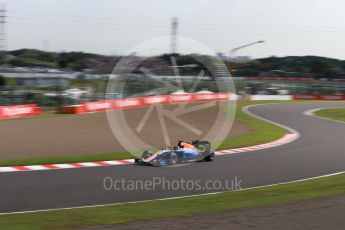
[0,0,345,113]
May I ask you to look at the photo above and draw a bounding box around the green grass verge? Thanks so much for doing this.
[1,173,345,230]
[0,101,289,167]
[314,107,345,122]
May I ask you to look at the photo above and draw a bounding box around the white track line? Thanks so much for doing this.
[243,104,301,135]
[1,171,344,216]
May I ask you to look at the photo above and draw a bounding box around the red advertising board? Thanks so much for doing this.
[169,94,194,103]
[0,104,42,119]
[113,98,143,109]
[193,93,218,101]
[320,95,345,100]
[293,94,345,100]
[66,93,345,114]
[76,93,232,114]
[292,95,321,100]
[141,95,170,106]
[84,100,113,113]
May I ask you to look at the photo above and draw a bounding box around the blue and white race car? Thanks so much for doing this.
[134,140,215,166]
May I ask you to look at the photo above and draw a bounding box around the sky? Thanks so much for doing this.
[3,0,345,59]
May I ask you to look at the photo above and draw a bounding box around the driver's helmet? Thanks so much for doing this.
[177,141,183,148]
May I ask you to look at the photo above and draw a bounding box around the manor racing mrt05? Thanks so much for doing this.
[135,140,215,166]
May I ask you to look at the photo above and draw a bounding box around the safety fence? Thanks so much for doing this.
[63,93,236,114]
[2,94,345,120]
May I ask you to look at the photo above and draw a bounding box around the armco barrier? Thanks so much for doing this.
[319,95,345,100]
[246,76,313,81]
[0,104,42,119]
[250,94,345,101]
[250,95,293,101]
[63,93,345,115]
[293,94,345,100]
[84,100,113,113]
[64,93,234,114]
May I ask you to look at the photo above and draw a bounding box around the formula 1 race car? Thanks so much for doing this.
[134,140,215,166]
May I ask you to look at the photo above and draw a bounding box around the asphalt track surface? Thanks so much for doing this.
[1,101,345,213]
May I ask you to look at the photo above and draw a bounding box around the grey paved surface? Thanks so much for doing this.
[1,101,345,213]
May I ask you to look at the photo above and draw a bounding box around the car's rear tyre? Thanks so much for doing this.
[169,153,178,165]
[194,141,210,155]
[142,150,153,159]
[204,151,215,161]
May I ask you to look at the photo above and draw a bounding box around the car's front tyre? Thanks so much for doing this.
[169,153,178,165]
